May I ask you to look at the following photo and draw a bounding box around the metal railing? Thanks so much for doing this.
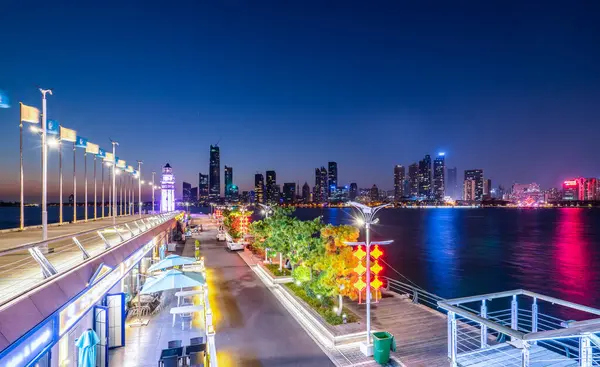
[0,212,179,307]
[439,289,600,367]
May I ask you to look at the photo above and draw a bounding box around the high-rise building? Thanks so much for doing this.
[254,174,265,204]
[349,182,358,200]
[585,178,598,201]
[408,163,419,198]
[302,182,311,203]
[209,145,220,199]
[447,167,458,200]
[463,179,476,201]
[190,187,198,201]
[433,153,445,200]
[160,163,175,212]
[328,162,338,196]
[198,173,209,199]
[224,166,233,199]
[241,191,249,203]
[394,165,405,201]
[314,167,328,203]
[418,155,432,198]
[370,185,379,201]
[484,179,492,199]
[283,183,296,204]
[464,169,484,201]
[563,179,584,201]
[266,170,277,204]
[182,182,192,202]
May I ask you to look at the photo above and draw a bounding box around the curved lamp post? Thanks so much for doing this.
[346,201,393,356]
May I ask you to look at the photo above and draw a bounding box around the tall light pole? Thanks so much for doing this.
[84,150,88,221]
[151,171,156,214]
[73,141,77,223]
[58,139,63,224]
[40,88,52,242]
[346,201,393,356]
[93,154,97,219]
[101,161,105,218]
[137,161,143,217]
[111,141,118,224]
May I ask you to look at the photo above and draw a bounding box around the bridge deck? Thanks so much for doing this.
[346,292,450,366]
[0,214,155,307]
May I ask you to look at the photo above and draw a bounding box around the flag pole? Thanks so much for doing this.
[73,142,77,223]
[111,141,118,224]
[84,151,88,221]
[40,89,51,243]
[138,161,143,217]
[19,104,24,230]
[93,155,97,220]
[59,140,63,224]
[101,160,104,218]
[152,171,155,214]
[120,174,123,216]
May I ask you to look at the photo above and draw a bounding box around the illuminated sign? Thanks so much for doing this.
[59,240,155,335]
[0,317,55,367]
[563,180,577,187]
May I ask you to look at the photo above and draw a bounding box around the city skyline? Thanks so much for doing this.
[1,2,600,200]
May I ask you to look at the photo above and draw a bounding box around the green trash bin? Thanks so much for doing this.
[372,331,396,365]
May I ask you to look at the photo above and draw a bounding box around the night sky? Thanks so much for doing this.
[1,1,599,201]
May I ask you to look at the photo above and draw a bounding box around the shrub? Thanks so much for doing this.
[285,283,358,325]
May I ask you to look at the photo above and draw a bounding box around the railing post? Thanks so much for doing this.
[72,237,90,259]
[521,341,530,367]
[580,336,592,367]
[134,221,142,233]
[28,247,58,278]
[480,299,488,348]
[98,231,111,249]
[531,297,538,345]
[448,311,457,366]
[511,295,518,339]
[412,289,419,304]
[114,226,125,241]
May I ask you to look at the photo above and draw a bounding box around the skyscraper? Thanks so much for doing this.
[224,165,233,199]
[198,173,209,199]
[209,145,220,199]
[433,153,445,200]
[182,182,192,202]
[408,163,419,198]
[190,187,198,201]
[447,167,458,200]
[370,184,379,201]
[302,182,311,203]
[393,165,405,201]
[464,169,484,201]
[283,183,296,204]
[266,170,277,204]
[328,162,338,196]
[418,155,432,198]
[254,173,265,204]
[349,182,358,200]
[314,167,328,203]
[160,163,175,212]
[484,178,492,199]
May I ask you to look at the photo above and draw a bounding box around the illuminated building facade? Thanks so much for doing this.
[209,145,220,199]
[161,163,175,212]
[266,170,277,204]
[314,167,328,203]
[182,182,192,202]
[349,182,358,200]
[408,163,419,198]
[198,173,208,199]
[562,178,598,201]
[418,155,432,198]
[328,162,338,196]
[302,182,311,203]
[463,179,476,201]
[224,165,233,200]
[283,183,296,204]
[254,173,265,204]
[510,183,543,206]
[394,165,405,201]
[433,153,445,200]
[447,167,458,200]
[464,169,484,201]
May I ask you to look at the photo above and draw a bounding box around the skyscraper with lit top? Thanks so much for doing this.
[161,163,175,212]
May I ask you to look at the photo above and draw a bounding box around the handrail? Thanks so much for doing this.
[439,302,526,340]
[443,289,525,305]
[0,212,178,256]
[521,290,600,317]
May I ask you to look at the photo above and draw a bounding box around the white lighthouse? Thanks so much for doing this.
[160,163,175,212]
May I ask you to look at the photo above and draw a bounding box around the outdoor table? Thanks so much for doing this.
[170,305,204,327]
[175,290,204,306]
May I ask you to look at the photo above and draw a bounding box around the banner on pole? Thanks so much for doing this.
[75,136,88,149]
[46,120,59,135]
[59,126,77,142]
[104,152,114,162]
[86,142,99,154]
[20,103,40,123]
[126,165,134,173]
[116,159,126,168]
[97,148,106,159]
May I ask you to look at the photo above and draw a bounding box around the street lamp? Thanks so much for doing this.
[258,203,273,262]
[151,171,156,214]
[137,160,143,217]
[40,88,52,243]
[346,201,393,356]
[111,141,118,225]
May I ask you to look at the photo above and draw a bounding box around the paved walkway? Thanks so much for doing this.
[191,217,334,367]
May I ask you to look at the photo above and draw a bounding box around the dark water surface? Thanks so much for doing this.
[291,208,600,309]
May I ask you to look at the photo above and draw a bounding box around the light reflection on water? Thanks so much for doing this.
[293,207,600,309]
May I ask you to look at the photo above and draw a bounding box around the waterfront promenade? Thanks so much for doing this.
[190,217,334,366]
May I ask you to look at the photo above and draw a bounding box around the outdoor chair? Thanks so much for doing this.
[186,343,206,355]
[158,355,179,367]
[168,340,182,348]
[188,351,204,366]
[190,337,204,345]
[160,347,183,359]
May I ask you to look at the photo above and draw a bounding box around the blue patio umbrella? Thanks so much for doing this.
[148,254,197,272]
[140,269,205,294]
[75,329,100,367]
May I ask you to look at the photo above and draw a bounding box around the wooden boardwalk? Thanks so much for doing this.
[346,292,450,367]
